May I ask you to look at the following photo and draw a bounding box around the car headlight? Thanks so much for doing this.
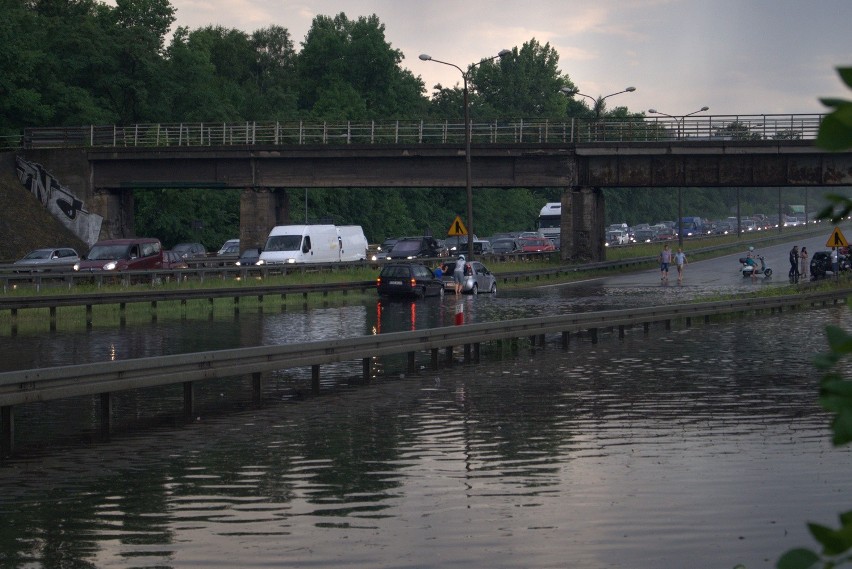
[256,259,265,266]
[73,263,80,271]
[104,261,117,271]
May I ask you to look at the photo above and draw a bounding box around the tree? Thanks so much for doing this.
[101,0,175,122]
[296,13,426,119]
[714,120,763,140]
[775,66,852,569]
[468,39,573,119]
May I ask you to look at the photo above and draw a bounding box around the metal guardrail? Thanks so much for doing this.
[19,114,824,149]
[0,224,833,319]
[0,280,376,314]
[1,288,848,409]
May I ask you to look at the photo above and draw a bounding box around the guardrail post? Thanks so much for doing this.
[445,346,453,364]
[619,325,625,339]
[50,307,57,331]
[86,305,92,327]
[590,328,598,344]
[183,382,194,417]
[100,393,112,436]
[464,344,471,363]
[473,343,481,363]
[431,349,439,370]
[1,405,13,456]
[252,372,262,405]
[407,352,416,374]
[362,358,371,382]
[561,331,569,348]
[312,365,320,394]
[537,334,545,347]
[643,322,650,334]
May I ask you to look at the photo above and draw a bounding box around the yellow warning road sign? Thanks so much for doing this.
[448,216,468,236]
[826,226,849,248]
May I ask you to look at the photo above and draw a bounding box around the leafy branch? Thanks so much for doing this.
[774,66,852,569]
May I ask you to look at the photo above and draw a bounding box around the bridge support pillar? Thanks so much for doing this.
[240,188,286,252]
[91,188,134,239]
[560,186,605,263]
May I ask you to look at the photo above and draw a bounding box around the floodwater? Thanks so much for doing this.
[2,240,852,568]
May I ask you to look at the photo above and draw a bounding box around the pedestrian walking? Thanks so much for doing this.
[789,245,800,281]
[659,244,672,282]
[800,247,809,279]
[674,247,687,283]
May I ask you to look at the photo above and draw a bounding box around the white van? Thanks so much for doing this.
[260,224,367,264]
[336,225,369,262]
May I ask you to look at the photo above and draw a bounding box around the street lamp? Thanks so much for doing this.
[560,86,636,118]
[420,49,512,260]
[647,106,709,249]
[648,106,709,139]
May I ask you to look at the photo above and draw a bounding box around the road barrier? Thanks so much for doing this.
[1,287,849,455]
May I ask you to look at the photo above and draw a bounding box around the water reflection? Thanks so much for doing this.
[1,307,850,569]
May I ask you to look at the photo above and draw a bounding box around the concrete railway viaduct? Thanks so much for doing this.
[10,117,852,261]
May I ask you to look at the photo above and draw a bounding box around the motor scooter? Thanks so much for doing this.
[740,254,772,278]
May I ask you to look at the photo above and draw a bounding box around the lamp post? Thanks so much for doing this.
[560,86,636,119]
[647,107,709,249]
[420,49,511,260]
[647,106,709,139]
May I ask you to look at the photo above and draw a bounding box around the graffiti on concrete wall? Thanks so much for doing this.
[15,156,102,246]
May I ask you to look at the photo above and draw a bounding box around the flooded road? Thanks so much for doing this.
[2,232,851,568]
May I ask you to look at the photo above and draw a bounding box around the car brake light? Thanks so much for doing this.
[376,277,381,286]
[410,278,417,287]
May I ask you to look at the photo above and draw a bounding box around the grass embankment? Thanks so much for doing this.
[0,221,839,334]
[0,152,89,261]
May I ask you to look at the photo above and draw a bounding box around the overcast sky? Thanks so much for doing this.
[145,0,850,117]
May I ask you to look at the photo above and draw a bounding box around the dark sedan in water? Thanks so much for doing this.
[377,262,445,298]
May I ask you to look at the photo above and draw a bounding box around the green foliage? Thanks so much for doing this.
[134,188,240,249]
[773,65,852,569]
[470,39,571,119]
[817,68,852,151]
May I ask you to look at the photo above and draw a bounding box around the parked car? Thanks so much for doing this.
[217,239,239,255]
[13,247,80,272]
[809,250,851,279]
[75,238,163,272]
[472,239,492,255]
[654,225,676,240]
[162,250,189,270]
[605,229,629,246]
[235,248,262,266]
[443,260,498,295]
[376,262,445,298]
[172,242,208,259]
[386,236,443,259]
[633,228,658,243]
[491,238,521,255]
[518,236,556,253]
[378,238,399,253]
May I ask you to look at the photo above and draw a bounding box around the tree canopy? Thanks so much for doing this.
[0,1,831,249]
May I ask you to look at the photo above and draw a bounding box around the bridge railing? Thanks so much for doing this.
[19,114,825,149]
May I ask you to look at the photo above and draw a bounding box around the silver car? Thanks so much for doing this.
[13,247,81,272]
[443,260,498,294]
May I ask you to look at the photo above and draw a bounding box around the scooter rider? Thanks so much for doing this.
[745,246,758,270]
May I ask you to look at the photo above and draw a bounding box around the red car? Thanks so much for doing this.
[519,237,556,252]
